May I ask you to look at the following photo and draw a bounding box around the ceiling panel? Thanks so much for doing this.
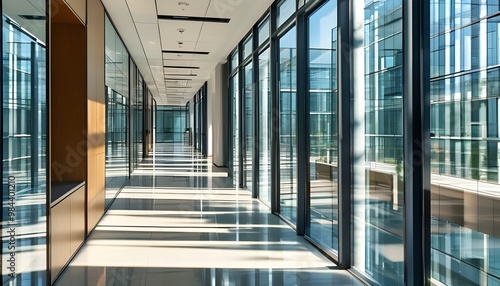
[162,40,197,51]
[163,53,197,60]
[158,20,202,43]
[105,0,274,105]
[197,23,237,45]
[103,0,160,99]
[156,0,210,17]
[204,0,241,19]
[126,0,157,24]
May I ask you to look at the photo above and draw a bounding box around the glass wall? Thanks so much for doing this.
[156,106,187,143]
[258,18,270,46]
[430,1,500,284]
[226,0,500,284]
[244,63,253,191]
[105,15,129,207]
[278,27,297,224]
[307,0,338,253]
[258,49,271,204]
[2,2,48,283]
[352,0,404,284]
[243,34,253,60]
[277,0,295,27]
[230,73,239,185]
[131,61,144,169]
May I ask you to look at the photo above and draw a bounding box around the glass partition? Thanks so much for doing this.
[105,15,129,207]
[2,1,48,283]
[130,61,144,170]
[278,27,297,224]
[307,0,338,253]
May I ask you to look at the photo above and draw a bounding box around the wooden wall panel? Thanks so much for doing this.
[70,186,86,253]
[51,23,87,183]
[51,199,71,283]
[86,0,105,233]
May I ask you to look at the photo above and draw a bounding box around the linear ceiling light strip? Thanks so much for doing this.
[163,50,210,55]
[164,66,200,69]
[158,15,230,23]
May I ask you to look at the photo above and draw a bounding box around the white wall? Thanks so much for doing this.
[210,62,229,167]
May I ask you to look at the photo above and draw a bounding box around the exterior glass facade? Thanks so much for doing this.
[230,73,239,185]
[244,63,254,191]
[156,106,187,143]
[258,48,271,205]
[352,0,405,284]
[307,0,339,253]
[430,1,500,284]
[278,26,297,225]
[228,0,498,285]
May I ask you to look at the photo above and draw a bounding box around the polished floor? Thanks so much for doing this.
[55,143,364,286]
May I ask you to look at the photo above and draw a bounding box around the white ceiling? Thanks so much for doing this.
[3,0,47,43]
[102,0,274,105]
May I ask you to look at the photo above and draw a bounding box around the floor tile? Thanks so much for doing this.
[54,143,364,286]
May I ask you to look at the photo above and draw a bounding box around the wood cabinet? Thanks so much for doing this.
[50,182,85,284]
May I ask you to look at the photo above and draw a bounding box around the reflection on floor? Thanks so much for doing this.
[55,143,363,286]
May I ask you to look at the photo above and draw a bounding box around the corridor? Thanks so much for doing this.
[54,144,363,286]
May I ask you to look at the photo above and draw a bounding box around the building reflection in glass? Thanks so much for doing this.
[2,5,48,283]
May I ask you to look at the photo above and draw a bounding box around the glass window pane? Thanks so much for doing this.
[2,2,48,282]
[258,17,270,46]
[352,0,404,284]
[278,0,296,27]
[231,49,239,71]
[307,0,338,253]
[230,74,240,185]
[430,2,500,285]
[244,63,253,190]
[279,26,297,224]
[156,106,188,143]
[258,48,271,204]
[243,35,253,60]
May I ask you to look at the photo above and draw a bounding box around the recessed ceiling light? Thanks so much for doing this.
[178,1,189,10]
